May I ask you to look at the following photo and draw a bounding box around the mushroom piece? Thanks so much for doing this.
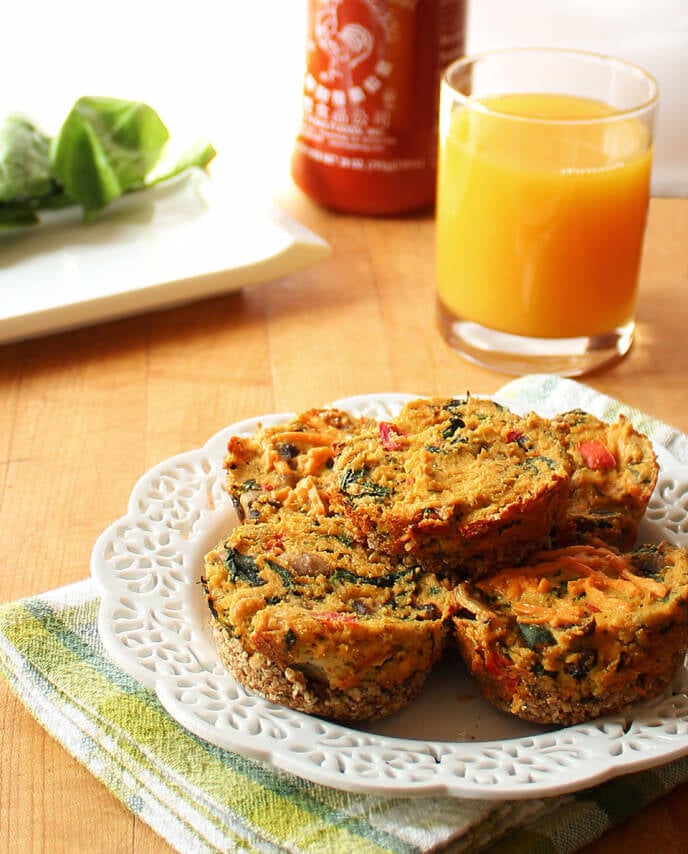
[283,552,332,577]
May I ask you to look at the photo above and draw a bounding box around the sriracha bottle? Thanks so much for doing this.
[291,0,467,215]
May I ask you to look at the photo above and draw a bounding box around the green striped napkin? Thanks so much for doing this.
[2,374,688,854]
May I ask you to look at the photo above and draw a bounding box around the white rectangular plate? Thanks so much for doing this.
[0,170,330,344]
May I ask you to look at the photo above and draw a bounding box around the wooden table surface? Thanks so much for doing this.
[2,182,688,853]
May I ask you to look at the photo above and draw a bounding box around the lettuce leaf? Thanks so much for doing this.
[0,96,216,229]
[0,114,69,226]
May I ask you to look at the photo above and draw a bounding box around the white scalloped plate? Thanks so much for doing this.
[90,392,688,799]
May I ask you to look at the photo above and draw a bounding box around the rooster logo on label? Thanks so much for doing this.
[309,0,401,124]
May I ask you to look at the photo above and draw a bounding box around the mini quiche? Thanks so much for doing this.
[553,409,658,550]
[224,407,373,522]
[202,507,452,721]
[330,396,573,577]
[452,543,688,726]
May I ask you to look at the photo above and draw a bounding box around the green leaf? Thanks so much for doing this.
[50,96,171,217]
[0,204,40,229]
[339,468,390,502]
[331,567,412,588]
[223,548,267,588]
[0,114,55,202]
[265,558,293,588]
[0,96,215,229]
[148,137,216,187]
[517,622,555,648]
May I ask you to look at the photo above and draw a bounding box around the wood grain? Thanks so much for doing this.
[2,184,688,853]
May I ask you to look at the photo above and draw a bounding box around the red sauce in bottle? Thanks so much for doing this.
[291,0,466,215]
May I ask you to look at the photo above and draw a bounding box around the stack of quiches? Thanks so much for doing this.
[202,397,688,726]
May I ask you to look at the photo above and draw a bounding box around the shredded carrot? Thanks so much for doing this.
[271,485,292,504]
[269,430,340,447]
[511,600,586,626]
[265,454,294,476]
[304,446,334,476]
[283,475,329,515]
[537,577,551,594]
[482,544,668,628]
[620,568,669,598]
[261,429,341,476]
[566,562,667,603]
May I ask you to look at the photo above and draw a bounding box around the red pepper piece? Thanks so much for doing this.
[379,421,407,451]
[578,439,616,470]
[265,532,284,551]
[506,429,524,443]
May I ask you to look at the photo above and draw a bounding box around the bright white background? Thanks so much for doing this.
[1,1,685,199]
[0,2,307,203]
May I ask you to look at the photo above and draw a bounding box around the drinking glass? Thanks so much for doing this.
[435,48,659,376]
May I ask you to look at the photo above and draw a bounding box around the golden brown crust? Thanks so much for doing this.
[203,507,451,721]
[553,409,658,550]
[330,397,573,576]
[211,623,434,721]
[224,407,372,521]
[451,543,688,725]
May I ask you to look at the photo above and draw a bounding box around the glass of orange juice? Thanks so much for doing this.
[436,48,659,376]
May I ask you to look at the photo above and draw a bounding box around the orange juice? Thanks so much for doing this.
[436,93,653,339]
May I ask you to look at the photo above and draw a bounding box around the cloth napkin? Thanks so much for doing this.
[2,374,688,854]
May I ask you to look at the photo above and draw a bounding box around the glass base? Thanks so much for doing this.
[437,300,634,377]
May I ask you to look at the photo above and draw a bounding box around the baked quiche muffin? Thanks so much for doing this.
[224,407,373,522]
[202,507,452,721]
[330,396,573,577]
[452,542,688,726]
[553,409,658,550]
